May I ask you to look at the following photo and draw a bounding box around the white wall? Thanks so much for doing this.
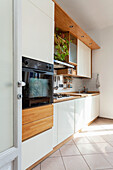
[88,25,113,119]
[54,76,83,93]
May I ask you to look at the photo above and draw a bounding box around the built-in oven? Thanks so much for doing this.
[22,57,53,109]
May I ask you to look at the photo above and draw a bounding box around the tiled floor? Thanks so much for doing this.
[33,118,113,170]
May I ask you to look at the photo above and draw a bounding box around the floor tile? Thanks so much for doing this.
[60,144,81,156]
[107,141,113,147]
[49,150,61,157]
[65,139,75,145]
[41,157,65,170]
[104,153,113,166]
[76,143,101,154]
[95,142,113,153]
[102,135,113,142]
[63,155,89,170]
[73,136,91,144]
[83,154,112,169]
[32,164,40,170]
[87,135,106,143]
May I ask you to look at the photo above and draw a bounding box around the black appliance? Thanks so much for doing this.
[22,57,53,109]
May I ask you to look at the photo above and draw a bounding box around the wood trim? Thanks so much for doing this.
[22,104,53,125]
[26,116,98,170]
[88,116,98,126]
[91,50,92,78]
[22,116,53,141]
[54,2,100,50]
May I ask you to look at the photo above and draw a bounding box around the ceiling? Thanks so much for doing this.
[55,0,113,32]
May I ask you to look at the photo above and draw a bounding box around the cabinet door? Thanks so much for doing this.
[74,98,85,132]
[22,129,53,170]
[57,100,74,144]
[22,0,54,64]
[77,39,91,78]
[84,96,92,124]
[91,95,100,120]
[53,104,58,147]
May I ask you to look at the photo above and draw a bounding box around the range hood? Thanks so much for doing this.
[54,60,74,70]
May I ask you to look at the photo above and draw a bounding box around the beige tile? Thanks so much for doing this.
[101,124,113,130]
[41,157,65,170]
[87,135,106,143]
[63,156,89,170]
[77,143,101,154]
[65,139,75,145]
[60,144,80,156]
[99,169,113,170]
[107,141,113,147]
[49,150,61,157]
[32,164,40,170]
[95,142,113,153]
[73,136,90,144]
[95,118,113,125]
[83,154,112,169]
[102,134,113,142]
[104,153,113,167]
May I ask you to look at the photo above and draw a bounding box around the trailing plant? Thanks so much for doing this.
[54,28,69,61]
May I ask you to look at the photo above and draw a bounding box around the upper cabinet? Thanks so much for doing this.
[54,2,100,78]
[22,0,54,64]
[69,34,77,66]
[77,39,91,78]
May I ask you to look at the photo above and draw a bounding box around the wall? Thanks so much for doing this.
[88,25,113,119]
[83,73,100,92]
[54,76,83,93]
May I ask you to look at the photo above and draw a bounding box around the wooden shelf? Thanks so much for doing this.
[53,1,100,50]
[69,62,77,66]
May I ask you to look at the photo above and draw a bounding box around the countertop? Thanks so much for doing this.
[53,92,100,103]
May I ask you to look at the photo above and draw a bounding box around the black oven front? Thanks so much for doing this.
[22,57,53,109]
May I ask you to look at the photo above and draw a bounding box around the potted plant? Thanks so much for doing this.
[54,28,69,62]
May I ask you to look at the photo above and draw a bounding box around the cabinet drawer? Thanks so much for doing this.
[22,105,53,124]
[22,116,53,141]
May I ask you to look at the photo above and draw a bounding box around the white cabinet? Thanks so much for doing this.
[53,104,58,147]
[22,0,54,64]
[77,39,91,78]
[91,95,100,120]
[74,95,100,132]
[74,98,86,132]
[53,101,74,145]
[57,100,74,144]
[22,129,53,170]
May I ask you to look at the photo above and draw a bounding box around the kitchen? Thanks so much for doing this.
[1,0,113,170]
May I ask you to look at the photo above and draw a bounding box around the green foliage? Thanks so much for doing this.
[54,28,69,62]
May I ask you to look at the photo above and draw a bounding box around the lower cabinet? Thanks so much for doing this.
[74,95,100,132]
[22,129,53,170]
[74,98,86,132]
[53,100,74,146]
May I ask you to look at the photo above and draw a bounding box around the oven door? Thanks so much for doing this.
[22,68,53,109]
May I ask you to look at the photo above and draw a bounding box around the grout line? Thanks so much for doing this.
[75,144,91,170]
[100,153,113,169]
[59,149,66,170]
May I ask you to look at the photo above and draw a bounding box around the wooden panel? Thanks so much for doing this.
[22,105,53,125]
[22,116,53,141]
[54,2,100,50]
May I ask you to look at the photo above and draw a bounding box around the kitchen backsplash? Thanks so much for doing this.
[54,75,83,93]
[83,73,100,91]
[54,73,100,93]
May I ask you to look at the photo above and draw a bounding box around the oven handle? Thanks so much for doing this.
[34,69,54,75]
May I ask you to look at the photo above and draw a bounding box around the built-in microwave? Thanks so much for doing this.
[22,57,53,109]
